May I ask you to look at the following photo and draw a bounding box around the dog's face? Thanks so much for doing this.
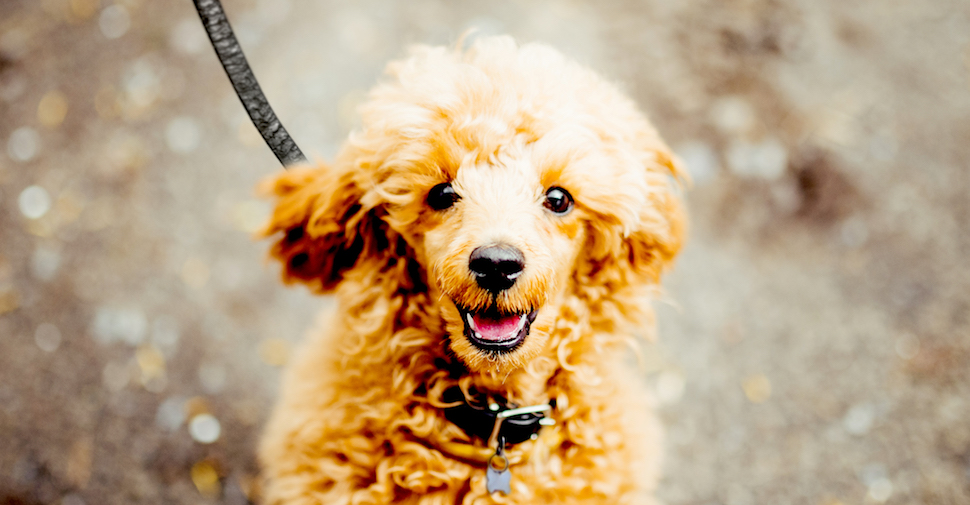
[420,137,587,371]
[262,37,685,374]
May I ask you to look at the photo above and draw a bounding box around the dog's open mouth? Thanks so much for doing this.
[457,305,539,353]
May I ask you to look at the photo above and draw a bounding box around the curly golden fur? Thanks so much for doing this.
[258,36,686,505]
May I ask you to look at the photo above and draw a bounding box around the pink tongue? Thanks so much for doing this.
[471,313,521,342]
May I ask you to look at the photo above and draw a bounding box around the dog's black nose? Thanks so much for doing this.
[469,245,525,293]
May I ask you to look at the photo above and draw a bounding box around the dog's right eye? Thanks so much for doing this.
[427,182,460,210]
[544,186,574,215]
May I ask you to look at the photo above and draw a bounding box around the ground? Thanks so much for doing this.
[1,0,969,504]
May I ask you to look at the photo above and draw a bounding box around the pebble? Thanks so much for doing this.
[232,13,264,49]
[840,216,869,249]
[335,10,379,56]
[843,403,875,435]
[136,346,166,379]
[8,127,40,162]
[815,108,862,147]
[181,257,210,289]
[259,338,290,367]
[674,141,720,185]
[61,494,85,505]
[742,374,772,404]
[142,374,168,394]
[0,73,27,103]
[155,396,187,431]
[94,86,120,119]
[768,181,802,214]
[220,93,246,130]
[868,478,893,502]
[165,116,201,154]
[191,460,221,497]
[101,362,130,392]
[18,186,51,219]
[710,96,756,135]
[726,137,788,180]
[37,90,69,128]
[254,0,294,28]
[184,397,211,418]
[231,200,270,233]
[99,5,131,40]
[199,363,228,395]
[725,482,753,505]
[31,246,61,281]
[104,131,147,174]
[169,18,208,56]
[151,315,180,355]
[655,370,686,404]
[858,464,894,502]
[70,0,100,21]
[237,118,264,147]
[0,289,19,315]
[935,396,965,423]
[122,58,160,115]
[0,28,29,60]
[869,133,897,161]
[212,257,245,290]
[667,420,696,446]
[34,323,62,353]
[859,462,888,485]
[189,413,222,444]
[91,307,147,346]
[894,333,920,360]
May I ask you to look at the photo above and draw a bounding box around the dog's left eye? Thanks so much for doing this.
[427,182,460,210]
[544,187,574,215]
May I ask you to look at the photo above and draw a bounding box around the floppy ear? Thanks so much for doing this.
[260,164,391,293]
[578,145,687,294]
[622,148,687,285]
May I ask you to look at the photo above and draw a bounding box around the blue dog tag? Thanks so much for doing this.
[486,459,511,495]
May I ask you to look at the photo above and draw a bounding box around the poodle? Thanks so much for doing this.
[257,35,686,505]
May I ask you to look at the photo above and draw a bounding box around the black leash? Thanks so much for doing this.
[192,0,306,167]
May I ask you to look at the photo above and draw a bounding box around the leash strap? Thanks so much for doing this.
[192,0,306,167]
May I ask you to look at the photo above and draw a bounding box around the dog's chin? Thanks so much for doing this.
[457,305,539,354]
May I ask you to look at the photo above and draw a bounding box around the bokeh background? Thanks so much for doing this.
[2,0,969,504]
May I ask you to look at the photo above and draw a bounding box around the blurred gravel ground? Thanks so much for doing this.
[1,0,969,504]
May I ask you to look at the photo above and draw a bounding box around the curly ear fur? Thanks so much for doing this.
[260,165,393,293]
[622,148,687,284]
[574,143,687,333]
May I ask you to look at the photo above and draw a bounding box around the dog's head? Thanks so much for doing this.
[262,36,685,374]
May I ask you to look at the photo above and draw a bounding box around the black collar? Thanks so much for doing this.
[442,387,554,446]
